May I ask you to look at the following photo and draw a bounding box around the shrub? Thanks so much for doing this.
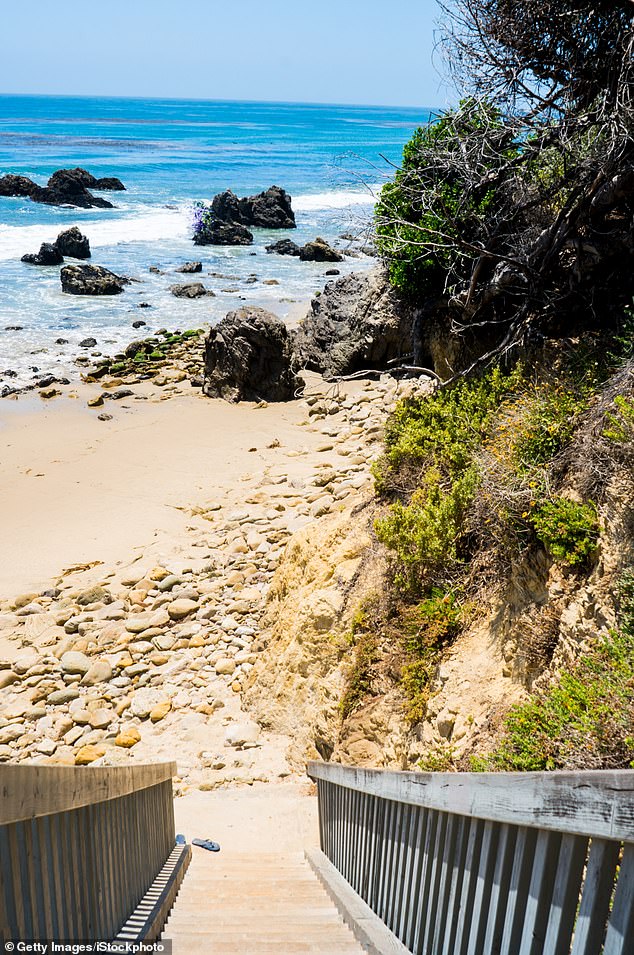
[474,572,634,771]
[530,497,599,567]
[375,469,478,593]
[375,99,518,300]
[603,395,634,444]
[512,387,586,470]
[375,365,523,495]
[399,591,464,723]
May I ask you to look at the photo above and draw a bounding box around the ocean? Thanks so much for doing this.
[0,96,428,388]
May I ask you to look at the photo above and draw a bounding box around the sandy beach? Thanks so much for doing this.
[0,351,408,785]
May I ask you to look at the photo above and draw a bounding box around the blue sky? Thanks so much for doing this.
[0,0,448,107]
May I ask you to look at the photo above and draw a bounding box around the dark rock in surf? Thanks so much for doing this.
[170,283,215,299]
[194,218,253,246]
[238,186,296,229]
[21,243,64,266]
[61,264,127,295]
[265,238,301,256]
[0,174,37,198]
[31,171,113,209]
[203,306,299,402]
[175,261,203,273]
[298,237,343,262]
[56,227,91,259]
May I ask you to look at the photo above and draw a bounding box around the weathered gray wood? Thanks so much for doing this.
[602,842,634,955]
[466,817,500,955]
[540,833,587,955]
[453,817,484,955]
[307,763,634,842]
[306,848,411,955]
[518,828,562,954]
[0,762,176,824]
[481,822,517,955]
[0,764,178,943]
[500,826,538,954]
[570,838,621,955]
[440,813,469,955]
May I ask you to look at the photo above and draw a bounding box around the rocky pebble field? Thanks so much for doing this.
[0,370,428,793]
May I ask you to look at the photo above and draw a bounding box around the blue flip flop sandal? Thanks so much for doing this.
[192,838,221,852]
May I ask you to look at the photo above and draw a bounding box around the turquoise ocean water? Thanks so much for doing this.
[0,96,427,387]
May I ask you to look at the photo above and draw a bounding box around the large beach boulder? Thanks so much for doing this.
[238,186,296,229]
[21,243,64,266]
[60,264,127,295]
[194,218,253,246]
[299,237,343,262]
[0,174,37,198]
[203,306,300,402]
[266,238,301,256]
[56,226,91,259]
[292,268,414,376]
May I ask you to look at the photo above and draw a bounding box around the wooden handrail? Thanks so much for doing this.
[0,762,182,943]
[0,761,176,825]
[307,763,634,842]
[308,763,634,955]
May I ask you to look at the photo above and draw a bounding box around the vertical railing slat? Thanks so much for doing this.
[541,834,589,955]
[570,838,621,955]
[601,842,634,955]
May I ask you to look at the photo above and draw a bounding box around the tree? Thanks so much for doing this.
[375,0,634,374]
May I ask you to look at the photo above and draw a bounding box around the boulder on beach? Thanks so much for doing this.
[60,264,127,295]
[21,243,64,266]
[203,306,300,402]
[0,174,37,198]
[210,185,296,229]
[194,218,253,246]
[175,261,202,273]
[299,237,343,262]
[56,226,91,259]
[292,268,414,376]
[265,238,301,256]
[170,282,215,298]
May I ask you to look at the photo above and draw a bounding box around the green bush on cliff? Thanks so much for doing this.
[530,498,599,567]
[474,572,634,771]
[375,100,517,299]
[400,591,464,723]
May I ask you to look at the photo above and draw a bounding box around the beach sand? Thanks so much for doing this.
[0,381,330,597]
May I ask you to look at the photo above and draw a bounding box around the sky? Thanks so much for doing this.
[0,0,449,107]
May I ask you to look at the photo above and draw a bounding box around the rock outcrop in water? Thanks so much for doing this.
[0,167,124,208]
[212,185,296,229]
[55,227,91,259]
[298,237,343,262]
[265,238,301,256]
[21,243,64,266]
[170,282,215,299]
[60,264,128,295]
[194,219,254,246]
[203,306,300,402]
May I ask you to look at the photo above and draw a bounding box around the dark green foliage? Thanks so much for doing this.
[530,498,599,567]
[375,100,517,299]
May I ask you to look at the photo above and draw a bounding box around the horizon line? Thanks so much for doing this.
[0,91,439,113]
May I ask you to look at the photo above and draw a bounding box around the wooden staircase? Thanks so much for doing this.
[163,847,365,954]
